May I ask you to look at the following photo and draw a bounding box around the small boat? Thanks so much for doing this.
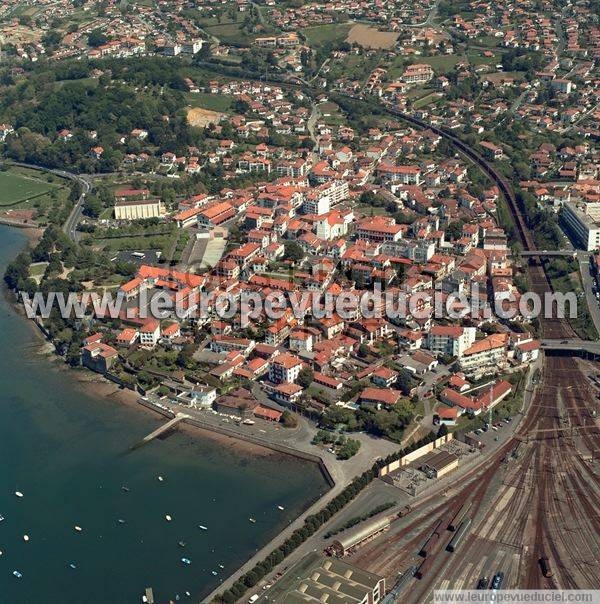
[13,570,22,578]
[181,557,191,565]
[211,570,218,576]
[218,564,224,569]
[178,541,186,548]
[165,515,172,522]
[118,519,126,525]
[74,526,83,532]
[277,506,285,511]
[249,518,256,524]
[15,491,23,498]
[0,515,4,522]
[69,563,77,570]
[23,535,30,542]
[121,486,130,492]
[185,591,191,597]
[198,525,208,531]
[242,419,255,425]
[158,476,164,482]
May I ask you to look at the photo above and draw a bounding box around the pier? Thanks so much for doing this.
[131,413,190,449]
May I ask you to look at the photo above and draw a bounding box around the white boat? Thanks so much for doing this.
[165,515,172,522]
[211,570,218,576]
[23,535,29,542]
[74,526,83,532]
[277,506,285,511]
[198,525,208,531]
[0,515,4,522]
[13,570,22,578]
[218,564,224,569]
[181,557,191,565]
[158,476,164,482]
[15,491,23,498]
[242,419,255,425]
[118,519,126,524]
[69,563,77,570]
[249,518,256,524]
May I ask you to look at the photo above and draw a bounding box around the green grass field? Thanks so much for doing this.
[0,170,56,206]
[185,92,234,112]
[202,22,253,45]
[302,23,352,47]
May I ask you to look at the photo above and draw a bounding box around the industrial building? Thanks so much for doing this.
[419,450,459,479]
[330,516,391,557]
[256,552,385,604]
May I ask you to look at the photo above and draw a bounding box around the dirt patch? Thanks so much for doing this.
[186,106,223,128]
[346,24,399,49]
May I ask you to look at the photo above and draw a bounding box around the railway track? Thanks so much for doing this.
[237,71,596,594]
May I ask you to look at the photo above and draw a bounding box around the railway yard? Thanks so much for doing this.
[337,106,600,600]
[341,255,600,598]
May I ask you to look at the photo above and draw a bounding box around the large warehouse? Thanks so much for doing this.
[255,552,385,604]
[420,450,459,479]
[331,516,391,557]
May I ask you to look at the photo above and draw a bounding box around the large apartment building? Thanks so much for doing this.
[460,333,508,377]
[561,201,600,251]
[427,325,477,358]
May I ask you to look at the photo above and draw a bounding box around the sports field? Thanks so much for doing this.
[0,171,55,206]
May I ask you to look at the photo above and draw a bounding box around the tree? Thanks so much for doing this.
[297,367,314,388]
[337,438,361,460]
[83,194,102,218]
[88,29,108,48]
[281,410,298,428]
[358,343,370,358]
[283,240,304,263]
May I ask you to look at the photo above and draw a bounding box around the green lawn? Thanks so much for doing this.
[202,21,253,45]
[92,232,177,254]
[302,23,352,47]
[185,91,234,112]
[0,170,56,206]
[413,92,443,109]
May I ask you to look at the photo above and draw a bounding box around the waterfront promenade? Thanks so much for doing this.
[134,396,400,602]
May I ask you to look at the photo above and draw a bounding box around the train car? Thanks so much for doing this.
[415,556,434,580]
[491,571,504,590]
[539,556,553,578]
[448,503,471,531]
[397,505,412,519]
[446,517,472,552]
[418,520,442,557]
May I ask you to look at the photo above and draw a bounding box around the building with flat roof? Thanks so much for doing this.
[561,201,600,251]
[114,198,165,220]
[256,552,385,604]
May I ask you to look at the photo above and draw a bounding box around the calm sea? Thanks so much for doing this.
[0,225,327,603]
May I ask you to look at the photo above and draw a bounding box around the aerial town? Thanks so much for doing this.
[0,0,598,603]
